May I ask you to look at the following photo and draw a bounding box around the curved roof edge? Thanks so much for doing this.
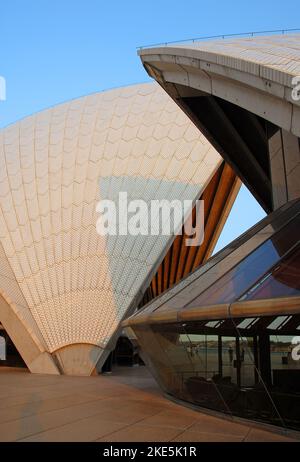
[139,34,300,137]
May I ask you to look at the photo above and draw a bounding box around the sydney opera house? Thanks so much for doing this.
[123,34,300,431]
[1,32,300,433]
[0,83,239,375]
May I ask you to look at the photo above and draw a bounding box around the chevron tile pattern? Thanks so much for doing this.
[0,82,221,374]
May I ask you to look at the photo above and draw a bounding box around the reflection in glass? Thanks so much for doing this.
[186,214,300,308]
[130,314,300,431]
[127,201,300,434]
[241,244,300,301]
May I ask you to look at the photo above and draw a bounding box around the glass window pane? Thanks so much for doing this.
[241,244,300,301]
[267,316,291,331]
[131,317,300,432]
[237,318,259,329]
[185,213,300,308]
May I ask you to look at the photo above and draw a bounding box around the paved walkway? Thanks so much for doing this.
[0,366,298,442]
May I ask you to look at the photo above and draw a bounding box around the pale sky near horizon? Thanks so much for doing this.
[1,0,296,250]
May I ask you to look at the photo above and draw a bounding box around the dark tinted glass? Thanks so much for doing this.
[241,243,300,300]
[185,212,300,308]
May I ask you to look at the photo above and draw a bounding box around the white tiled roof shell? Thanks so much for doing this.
[0,82,221,352]
[140,34,300,138]
[181,34,300,75]
[142,34,300,85]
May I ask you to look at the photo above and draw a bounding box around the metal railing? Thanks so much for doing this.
[137,28,300,50]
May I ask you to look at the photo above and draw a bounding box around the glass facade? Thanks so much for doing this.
[186,212,300,309]
[131,315,300,430]
[241,243,300,300]
[125,199,300,433]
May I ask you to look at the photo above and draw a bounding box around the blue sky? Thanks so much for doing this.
[1,0,296,249]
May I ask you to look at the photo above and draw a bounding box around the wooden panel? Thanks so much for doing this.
[139,161,240,308]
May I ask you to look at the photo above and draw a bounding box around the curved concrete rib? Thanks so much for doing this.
[0,289,59,374]
[139,35,300,213]
[139,34,300,136]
